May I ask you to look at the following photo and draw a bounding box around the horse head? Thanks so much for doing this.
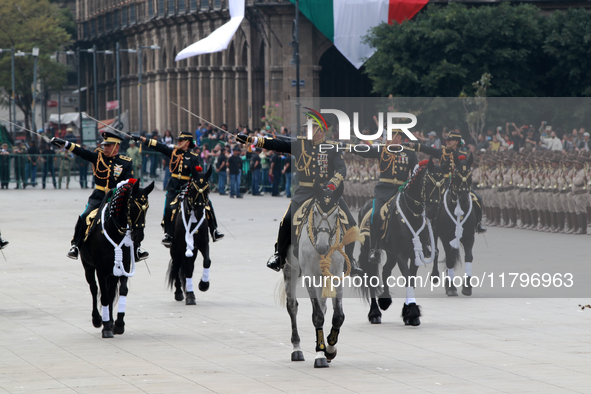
[311,181,343,256]
[186,165,212,211]
[128,180,154,244]
[452,153,473,208]
[422,157,446,220]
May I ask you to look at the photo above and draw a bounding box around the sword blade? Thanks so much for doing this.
[83,113,133,139]
[170,102,233,137]
[0,117,49,142]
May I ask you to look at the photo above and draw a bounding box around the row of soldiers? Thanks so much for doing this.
[475,150,591,234]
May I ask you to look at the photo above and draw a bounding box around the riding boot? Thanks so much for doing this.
[135,244,149,261]
[579,214,587,234]
[345,242,363,277]
[161,197,176,247]
[267,209,292,272]
[474,203,486,233]
[207,202,225,242]
[0,235,8,250]
[68,216,85,260]
[571,212,579,234]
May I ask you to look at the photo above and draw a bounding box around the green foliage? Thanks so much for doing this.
[261,102,284,132]
[364,3,547,97]
[0,0,72,129]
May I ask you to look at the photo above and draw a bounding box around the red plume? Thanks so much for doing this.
[195,166,203,172]
[458,155,466,161]
[327,183,336,191]
[419,160,429,167]
[128,178,137,184]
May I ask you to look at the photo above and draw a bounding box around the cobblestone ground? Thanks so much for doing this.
[0,185,589,393]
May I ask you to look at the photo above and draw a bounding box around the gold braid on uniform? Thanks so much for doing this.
[295,139,313,177]
[93,150,111,180]
[169,148,183,173]
[380,148,397,175]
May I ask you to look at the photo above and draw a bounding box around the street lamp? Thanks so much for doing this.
[116,43,138,125]
[138,45,159,139]
[0,48,16,136]
[15,47,40,136]
[51,50,75,137]
[80,47,113,141]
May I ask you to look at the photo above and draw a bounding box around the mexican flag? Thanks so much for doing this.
[291,0,428,69]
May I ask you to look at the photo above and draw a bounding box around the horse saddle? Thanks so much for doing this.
[359,195,397,245]
[83,208,100,241]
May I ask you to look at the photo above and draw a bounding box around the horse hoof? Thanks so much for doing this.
[114,324,125,335]
[402,303,421,326]
[431,275,440,285]
[314,357,329,368]
[92,312,102,328]
[175,291,184,301]
[325,348,337,361]
[407,317,421,326]
[446,286,458,297]
[185,292,196,305]
[378,297,392,311]
[369,316,382,324]
[462,286,472,296]
[291,350,305,361]
[198,280,209,292]
[102,329,114,338]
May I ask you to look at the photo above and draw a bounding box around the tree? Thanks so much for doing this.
[544,8,591,97]
[0,0,72,137]
[363,3,548,97]
[463,73,491,142]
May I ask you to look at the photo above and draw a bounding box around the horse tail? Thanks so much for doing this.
[166,253,185,291]
[274,276,287,308]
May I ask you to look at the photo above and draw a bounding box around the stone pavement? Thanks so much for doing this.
[0,185,589,393]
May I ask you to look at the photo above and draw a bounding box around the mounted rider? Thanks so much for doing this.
[236,116,363,276]
[134,131,224,247]
[0,232,7,249]
[352,131,419,264]
[51,131,149,261]
[406,130,487,234]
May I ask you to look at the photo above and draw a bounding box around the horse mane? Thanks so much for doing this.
[108,182,134,217]
[400,163,427,192]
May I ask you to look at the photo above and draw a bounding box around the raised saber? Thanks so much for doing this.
[83,113,134,139]
[0,117,49,142]
[171,102,233,137]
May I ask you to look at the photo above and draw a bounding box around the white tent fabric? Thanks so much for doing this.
[48,112,88,131]
[175,0,245,62]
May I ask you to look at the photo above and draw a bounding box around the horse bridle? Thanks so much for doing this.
[309,201,339,247]
[109,188,150,234]
[450,169,472,201]
[185,179,210,212]
[402,168,444,217]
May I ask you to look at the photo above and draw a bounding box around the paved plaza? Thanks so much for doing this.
[0,185,590,393]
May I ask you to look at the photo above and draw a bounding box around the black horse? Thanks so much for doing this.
[167,165,213,305]
[431,154,478,296]
[358,158,446,325]
[79,179,154,338]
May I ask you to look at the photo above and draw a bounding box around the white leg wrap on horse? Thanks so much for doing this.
[186,278,194,292]
[102,305,110,322]
[405,287,416,305]
[465,262,472,277]
[202,268,210,283]
[118,296,127,313]
[447,268,455,280]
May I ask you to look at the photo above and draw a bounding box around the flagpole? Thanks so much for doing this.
[295,0,300,138]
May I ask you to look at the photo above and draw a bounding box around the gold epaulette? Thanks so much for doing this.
[148,139,158,147]
[67,143,79,152]
[402,145,416,152]
[296,136,307,140]
[325,140,339,145]
[118,155,132,161]
[190,152,200,157]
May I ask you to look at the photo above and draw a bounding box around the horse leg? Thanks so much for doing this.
[378,252,396,311]
[368,292,382,324]
[114,276,128,335]
[325,296,345,362]
[284,264,304,362]
[83,262,101,328]
[99,276,115,338]
[443,242,458,296]
[198,242,211,292]
[305,286,328,368]
[174,275,184,301]
[401,262,421,326]
[431,232,440,284]
[461,235,475,296]
[184,255,197,305]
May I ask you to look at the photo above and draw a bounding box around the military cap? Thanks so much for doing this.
[177,131,196,148]
[101,131,123,145]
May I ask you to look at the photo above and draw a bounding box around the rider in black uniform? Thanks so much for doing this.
[407,131,486,233]
[134,131,224,247]
[237,119,362,276]
[51,131,149,260]
[353,131,418,264]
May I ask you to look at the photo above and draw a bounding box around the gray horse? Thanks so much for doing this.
[281,182,357,368]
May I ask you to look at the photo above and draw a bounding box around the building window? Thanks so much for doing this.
[122,7,128,27]
[105,12,111,31]
[113,10,119,29]
[83,22,89,39]
[179,0,186,13]
[130,5,136,24]
[148,0,154,18]
[158,0,165,16]
[90,19,95,37]
[200,0,209,11]
[97,15,103,35]
[213,0,221,10]
[168,0,175,15]
[190,0,197,12]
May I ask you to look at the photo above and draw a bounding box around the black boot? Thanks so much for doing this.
[161,234,173,248]
[0,236,8,250]
[266,252,285,272]
[135,247,149,261]
[67,245,79,260]
[345,242,363,277]
[67,216,85,260]
[212,229,224,242]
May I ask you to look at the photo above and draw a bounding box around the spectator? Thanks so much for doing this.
[579,132,591,151]
[427,132,441,149]
[524,129,538,152]
[162,130,173,145]
[39,142,56,189]
[476,134,489,151]
[194,124,203,145]
[126,140,142,177]
[509,123,526,151]
[0,143,9,189]
[162,155,171,189]
[269,150,282,197]
[215,146,227,195]
[539,129,563,151]
[76,144,89,189]
[228,145,242,198]
[283,152,291,198]
[490,135,501,152]
[563,134,575,152]
[150,130,160,177]
[250,147,262,196]
[58,146,73,189]
[26,139,40,187]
